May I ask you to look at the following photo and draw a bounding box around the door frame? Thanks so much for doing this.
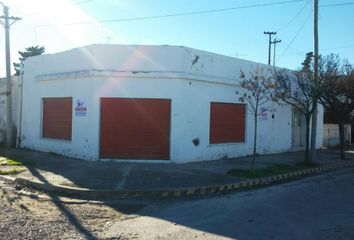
[292,107,306,148]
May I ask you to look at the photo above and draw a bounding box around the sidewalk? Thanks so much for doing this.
[0,148,353,198]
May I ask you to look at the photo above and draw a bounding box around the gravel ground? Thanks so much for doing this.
[0,178,145,240]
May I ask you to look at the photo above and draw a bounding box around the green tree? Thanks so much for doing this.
[13,46,45,75]
[238,66,276,172]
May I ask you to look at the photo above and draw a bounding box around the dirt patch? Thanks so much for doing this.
[0,178,146,239]
[0,165,26,175]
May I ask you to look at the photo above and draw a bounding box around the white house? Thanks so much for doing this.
[20,44,323,163]
[323,123,351,147]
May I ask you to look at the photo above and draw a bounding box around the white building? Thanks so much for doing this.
[20,44,323,163]
[323,123,351,147]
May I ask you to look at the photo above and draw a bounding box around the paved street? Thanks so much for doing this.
[1,167,354,239]
[105,168,354,240]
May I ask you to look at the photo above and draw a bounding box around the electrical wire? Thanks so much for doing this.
[321,44,354,51]
[320,2,354,7]
[278,0,310,32]
[277,1,354,59]
[277,11,312,63]
[35,0,304,28]
[281,43,354,57]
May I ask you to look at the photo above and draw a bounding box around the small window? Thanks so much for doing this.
[210,102,246,144]
[42,97,72,140]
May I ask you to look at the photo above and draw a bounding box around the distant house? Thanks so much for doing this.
[19,44,324,162]
[323,112,351,147]
[323,124,351,147]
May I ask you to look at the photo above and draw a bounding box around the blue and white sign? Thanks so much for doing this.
[74,98,87,116]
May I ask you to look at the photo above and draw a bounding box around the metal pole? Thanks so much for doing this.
[16,64,24,148]
[310,0,318,161]
[3,5,13,147]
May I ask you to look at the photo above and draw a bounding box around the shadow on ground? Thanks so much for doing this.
[0,147,352,239]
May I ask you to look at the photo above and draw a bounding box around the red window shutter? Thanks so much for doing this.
[42,97,72,140]
[210,102,245,144]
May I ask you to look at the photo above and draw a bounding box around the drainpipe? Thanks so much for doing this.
[16,64,24,148]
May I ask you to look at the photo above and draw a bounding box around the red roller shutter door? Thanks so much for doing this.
[210,102,246,144]
[100,98,171,160]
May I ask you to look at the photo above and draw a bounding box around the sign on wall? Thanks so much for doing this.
[74,98,87,116]
[259,107,268,121]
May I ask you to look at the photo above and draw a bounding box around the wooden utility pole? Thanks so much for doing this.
[271,38,281,66]
[310,0,318,161]
[264,31,277,65]
[0,3,21,147]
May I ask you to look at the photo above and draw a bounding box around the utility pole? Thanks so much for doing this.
[264,31,277,65]
[271,38,281,66]
[0,2,21,147]
[310,0,318,161]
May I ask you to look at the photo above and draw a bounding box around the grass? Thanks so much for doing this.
[0,156,33,166]
[0,157,24,166]
[228,162,320,179]
[0,168,26,175]
[0,157,29,175]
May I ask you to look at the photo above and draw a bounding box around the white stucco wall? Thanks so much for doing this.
[20,44,324,162]
[323,123,351,146]
[0,76,21,143]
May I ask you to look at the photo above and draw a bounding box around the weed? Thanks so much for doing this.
[0,157,24,166]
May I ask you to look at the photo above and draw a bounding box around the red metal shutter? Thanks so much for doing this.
[210,102,245,144]
[100,98,171,160]
[42,97,72,140]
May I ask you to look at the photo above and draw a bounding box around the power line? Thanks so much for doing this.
[277,11,312,62]
[280,44,354,57]
[321,44,354,51]
[277,1,354,60]
[35,0,304,28]
[319,2,354,7]
[278,0,310,31]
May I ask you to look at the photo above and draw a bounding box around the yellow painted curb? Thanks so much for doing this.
[5,160,354,199]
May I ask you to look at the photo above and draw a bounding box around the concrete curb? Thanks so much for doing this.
[3,161,354,199]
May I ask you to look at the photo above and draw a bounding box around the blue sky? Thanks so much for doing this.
[1,0,353,77]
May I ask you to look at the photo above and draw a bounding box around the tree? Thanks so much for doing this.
[301,52,315,80]
[272,66,317,164]
[238,66,276,172]
[13,45,45,75]
[318,54,354,159]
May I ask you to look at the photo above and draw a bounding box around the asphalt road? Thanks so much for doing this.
[106,168,354,240]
